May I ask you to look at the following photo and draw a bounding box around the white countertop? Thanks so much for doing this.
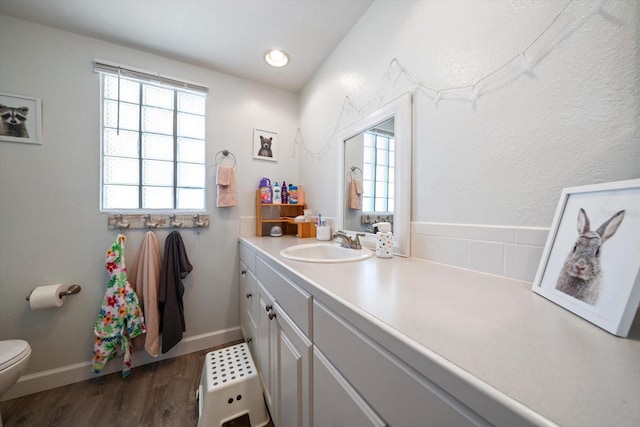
[239,236,640,427]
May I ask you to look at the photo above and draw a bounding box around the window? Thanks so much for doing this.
[98,65,207,211]
[362,130,394,213]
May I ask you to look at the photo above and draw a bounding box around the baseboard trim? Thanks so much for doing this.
[2,326,242,401]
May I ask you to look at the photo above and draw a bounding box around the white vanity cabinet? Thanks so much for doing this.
[239,240,488,427]
[239,242,313,427]
[313,300,490,427]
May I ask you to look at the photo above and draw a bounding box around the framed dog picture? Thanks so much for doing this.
[532,179,640,337]
[0,92,43,144]
[253,129,278,162]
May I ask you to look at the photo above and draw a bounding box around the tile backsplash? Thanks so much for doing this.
[241,216,549,283]
[411,222,549,283]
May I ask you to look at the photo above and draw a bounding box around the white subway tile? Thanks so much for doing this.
[435,237,467,268]
[468,240,504,276]
[411,233,436,261]
[411,222,430,235]
[515,227,549,246]
[504,244,544,282]
[239,216,256,237]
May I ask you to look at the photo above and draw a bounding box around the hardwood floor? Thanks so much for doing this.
[1,340,274,427]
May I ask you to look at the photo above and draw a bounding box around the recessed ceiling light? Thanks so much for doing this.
[264,49,290,68]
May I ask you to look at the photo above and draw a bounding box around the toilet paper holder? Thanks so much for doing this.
[26,284,82,302]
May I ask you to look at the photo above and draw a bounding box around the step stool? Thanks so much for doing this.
[197,342,270,427]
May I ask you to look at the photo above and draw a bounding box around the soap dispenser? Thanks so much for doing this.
[373,222,393,258]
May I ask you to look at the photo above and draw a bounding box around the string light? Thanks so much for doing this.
[294,0,589,158]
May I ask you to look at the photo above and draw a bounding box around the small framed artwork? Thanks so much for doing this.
[532,179,640,337]
[0,92,43,144]
[253,128,277,162]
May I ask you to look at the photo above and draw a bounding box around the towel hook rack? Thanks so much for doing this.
[193,214,206,227]
[114,214,130,231]
[169,214,183,228]
[215,149,237,168]
[144,214,158,228]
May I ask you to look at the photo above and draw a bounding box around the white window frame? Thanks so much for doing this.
[362,129,394,214]
[96,61,208,212]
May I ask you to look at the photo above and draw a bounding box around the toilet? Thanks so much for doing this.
[0,340,31,427]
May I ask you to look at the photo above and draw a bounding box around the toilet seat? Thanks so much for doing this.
[0,340,31,371]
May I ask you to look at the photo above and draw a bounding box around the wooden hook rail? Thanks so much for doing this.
[108,213,209,230]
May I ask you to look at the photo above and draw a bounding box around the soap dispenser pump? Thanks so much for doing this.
[373,222,393,258]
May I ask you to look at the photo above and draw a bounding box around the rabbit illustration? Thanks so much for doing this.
[555,208,625,305]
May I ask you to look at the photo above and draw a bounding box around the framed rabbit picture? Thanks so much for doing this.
[533,179,640,337]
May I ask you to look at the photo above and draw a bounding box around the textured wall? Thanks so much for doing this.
[299,0,640,227]
[0,14,298,375]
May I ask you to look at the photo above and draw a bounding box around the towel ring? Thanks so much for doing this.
[350,166,362,178]
[215,150,236,168]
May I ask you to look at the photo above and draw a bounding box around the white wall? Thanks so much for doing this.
[0,14,298,387]
[300,0,640,229]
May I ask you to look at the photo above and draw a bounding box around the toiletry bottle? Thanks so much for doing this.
[373,222,393,258]
[281,181,288,204]
[289,185,298,204]
[259,177,272,204]
[298,185,305,206]
[273,182,281,204]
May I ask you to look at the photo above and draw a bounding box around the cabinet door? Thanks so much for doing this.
[256,281,277,416]
[313,347,387,427]
[239,262,251,339]
[273,301,312,427]
[241,265,258,354]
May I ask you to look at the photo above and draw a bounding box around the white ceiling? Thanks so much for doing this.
[0,0,373,92]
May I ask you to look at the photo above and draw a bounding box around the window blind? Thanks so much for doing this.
[93,60,209,94]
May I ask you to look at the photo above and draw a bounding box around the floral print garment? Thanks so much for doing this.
[92,234,146,377]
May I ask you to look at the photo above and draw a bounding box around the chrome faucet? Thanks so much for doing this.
[332,231,365,249]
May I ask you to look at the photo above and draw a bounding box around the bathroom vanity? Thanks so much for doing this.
[238,236,640,427]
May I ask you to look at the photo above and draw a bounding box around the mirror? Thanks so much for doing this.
[336,92,412,256]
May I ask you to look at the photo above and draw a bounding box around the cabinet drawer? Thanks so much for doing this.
[256,257,311,337]
[239,242,256,272]
[313,300,489,427]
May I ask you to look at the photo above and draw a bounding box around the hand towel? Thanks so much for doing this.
[217,165,237,207]
[128,231,162,357]
[216,165,231,186]
[349,177,363,209]
[159,231,193,353]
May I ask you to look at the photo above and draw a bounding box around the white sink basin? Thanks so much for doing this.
[280,243,373,263]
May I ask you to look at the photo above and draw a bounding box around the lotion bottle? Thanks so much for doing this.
[373,222,393,258]
[273,182,281,204]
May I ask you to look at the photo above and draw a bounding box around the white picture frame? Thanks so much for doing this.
[0,92,43,145]
[253,128,278,162]
[532,179,640,337]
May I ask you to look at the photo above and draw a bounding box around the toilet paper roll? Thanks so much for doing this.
[29,284,66,310]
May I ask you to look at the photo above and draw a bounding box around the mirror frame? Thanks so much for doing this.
[335,92,412,257]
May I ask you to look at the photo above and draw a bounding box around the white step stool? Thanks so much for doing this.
[197,342,270,427]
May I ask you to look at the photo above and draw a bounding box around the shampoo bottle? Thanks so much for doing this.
[273,182,281,204]
[373,222,393,258]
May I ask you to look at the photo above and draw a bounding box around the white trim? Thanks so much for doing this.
[2,327,242,401]
[336,92,412,257]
